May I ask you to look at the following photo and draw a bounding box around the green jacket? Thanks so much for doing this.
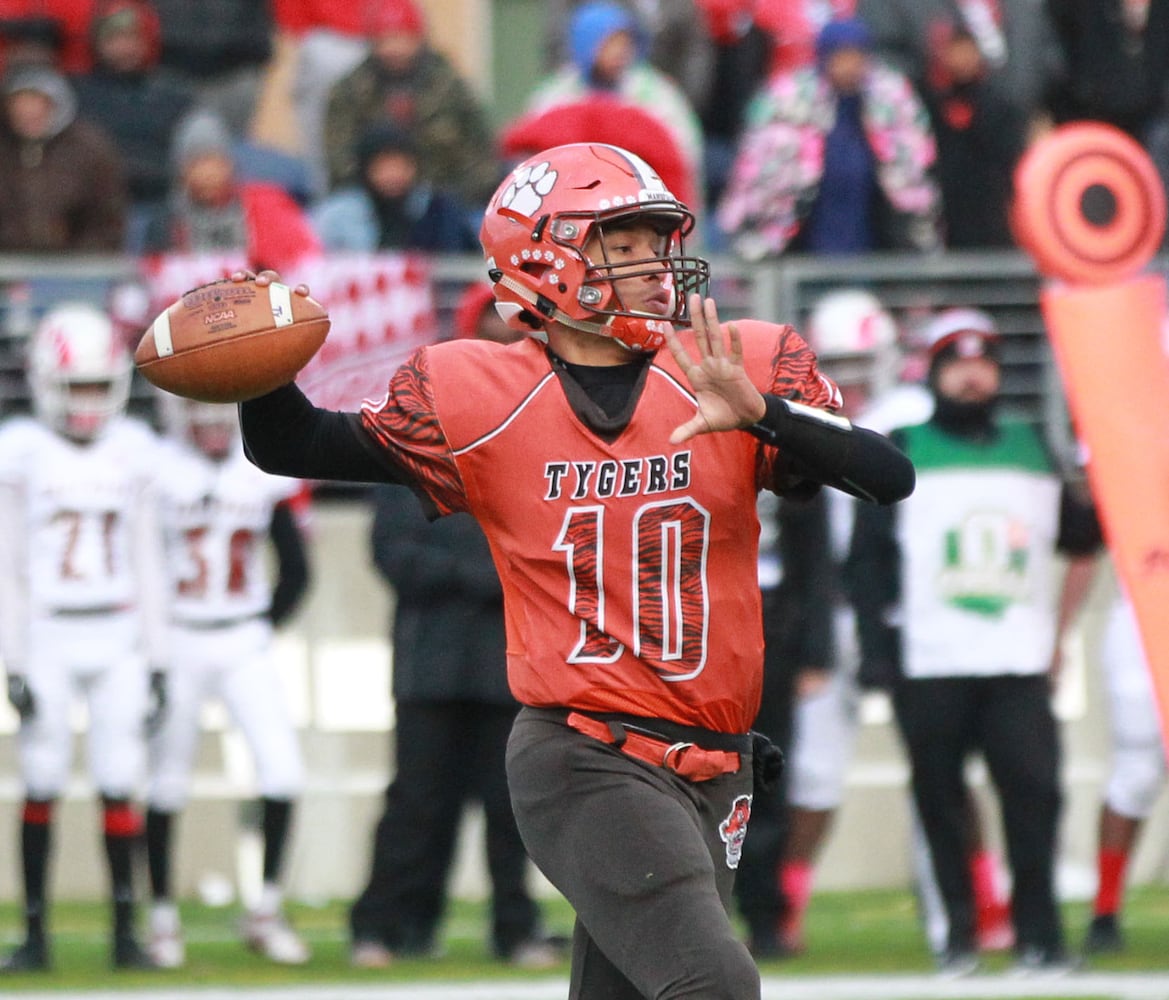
[324,48,501,207]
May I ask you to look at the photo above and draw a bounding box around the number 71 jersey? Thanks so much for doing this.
[0,415,161,615]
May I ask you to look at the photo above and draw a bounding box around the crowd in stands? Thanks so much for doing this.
[0,0,1165,261]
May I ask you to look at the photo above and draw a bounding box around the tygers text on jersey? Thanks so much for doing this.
[361,322,838,733]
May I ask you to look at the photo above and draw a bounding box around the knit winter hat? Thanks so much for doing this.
[171,110,234,170]
[366,0,426,38]
[357,120,418,168]
[922,307,1001,383]
[3,63,77,136]
[568,1,645,76]
[815,17,872,63]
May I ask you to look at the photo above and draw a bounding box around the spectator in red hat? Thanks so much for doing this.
[73,0,197,252]
[322,0,500,210]
[849,305,1100,976]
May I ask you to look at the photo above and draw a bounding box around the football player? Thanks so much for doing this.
[777,295,1013,958]
[143,395,311,967]
[233,143,914,998]
[1082,582,1167,954]
[0,302,166,971]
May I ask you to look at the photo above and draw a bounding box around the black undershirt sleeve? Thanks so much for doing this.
[239,382,917,505]
[238,383,408,484]
[266,502,310,627]
[747,394,916,505]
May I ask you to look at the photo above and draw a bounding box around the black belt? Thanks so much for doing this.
[172,613,265,630]
[51,604,129,617]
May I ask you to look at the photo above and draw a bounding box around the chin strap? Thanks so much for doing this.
[493,273,665,351]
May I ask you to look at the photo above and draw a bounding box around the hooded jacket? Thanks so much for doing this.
[0,64,127,251]
[73,0,196,204]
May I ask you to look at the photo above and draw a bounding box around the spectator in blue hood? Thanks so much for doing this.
[522,0,705,207]
[541,0,714,116]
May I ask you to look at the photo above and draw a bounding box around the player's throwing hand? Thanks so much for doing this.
[665,293,768,444]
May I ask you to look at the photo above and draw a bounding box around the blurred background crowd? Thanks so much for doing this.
[0,0,1164,261]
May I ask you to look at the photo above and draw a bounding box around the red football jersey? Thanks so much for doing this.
[361,320,837,733]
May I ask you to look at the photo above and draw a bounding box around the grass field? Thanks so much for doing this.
[2,886,1169,994]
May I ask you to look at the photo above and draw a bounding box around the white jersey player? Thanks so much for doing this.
[1082,581,1168,954]
[778,293,1012,956]
[0,303,166,973]
[144,396,311,968]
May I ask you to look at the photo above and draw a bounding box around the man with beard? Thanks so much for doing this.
[847,307,1099,976]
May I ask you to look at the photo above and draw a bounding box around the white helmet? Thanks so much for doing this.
[157,392,239,459]
[28,302,132,441]
[805,289,900,410]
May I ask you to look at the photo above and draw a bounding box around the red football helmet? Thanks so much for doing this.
[479,143,710,352]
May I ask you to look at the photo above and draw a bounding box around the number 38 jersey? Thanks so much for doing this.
[0,415,162,617]
[154,440,299,625]
[361,321,837,734]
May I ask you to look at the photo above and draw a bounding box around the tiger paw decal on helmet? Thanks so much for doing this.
[500,160,558,217]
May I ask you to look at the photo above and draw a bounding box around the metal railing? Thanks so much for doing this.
[4,248,1162,472]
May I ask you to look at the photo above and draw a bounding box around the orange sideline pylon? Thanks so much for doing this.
[1013,122,1169,751]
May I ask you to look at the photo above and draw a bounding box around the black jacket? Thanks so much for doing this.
[370,484,514,706]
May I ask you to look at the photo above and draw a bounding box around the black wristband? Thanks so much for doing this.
[746,394,853,446]
[746,395,914,504]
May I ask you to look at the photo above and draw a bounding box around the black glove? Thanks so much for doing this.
[145,670,168,737]
[6,674,35,722]
[750,731,784,794]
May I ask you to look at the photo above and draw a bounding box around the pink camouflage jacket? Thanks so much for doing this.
[717,60,941,259]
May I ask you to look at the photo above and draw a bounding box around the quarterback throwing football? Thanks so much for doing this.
[236,144,914,998]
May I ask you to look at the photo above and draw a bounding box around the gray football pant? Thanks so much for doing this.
[507,707,760,1000]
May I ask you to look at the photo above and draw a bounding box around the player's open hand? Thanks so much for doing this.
[230,269,312,299]
[664,294,767,444]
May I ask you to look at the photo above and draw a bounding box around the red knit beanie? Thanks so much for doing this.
[367,0,426,37]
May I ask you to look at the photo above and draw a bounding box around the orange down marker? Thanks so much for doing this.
[1013,122,1169,751]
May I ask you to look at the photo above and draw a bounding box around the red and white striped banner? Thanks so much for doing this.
[142,251,439,411]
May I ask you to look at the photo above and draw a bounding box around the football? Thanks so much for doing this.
[134,277,331,403]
